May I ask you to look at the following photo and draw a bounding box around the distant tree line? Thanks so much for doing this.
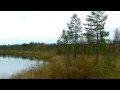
[0,42,56,52]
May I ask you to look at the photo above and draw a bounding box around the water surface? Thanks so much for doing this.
[0,55,47,79]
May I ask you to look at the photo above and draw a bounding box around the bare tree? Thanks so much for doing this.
[114,28,119,43]
[113,27,120,53]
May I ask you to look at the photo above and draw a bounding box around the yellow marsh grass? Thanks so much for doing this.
[1,50,119,79]
[12,54,120,79]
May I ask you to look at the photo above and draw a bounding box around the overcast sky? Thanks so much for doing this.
[0,11,120,45]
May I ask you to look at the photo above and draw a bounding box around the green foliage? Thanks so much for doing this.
[67,14,82,44]
[57,13,83,60]
[84,11,109,46]
[84,11,109,64]
[67,14,82,60]
[57,30,69,55]
[102,56,117,79]
[0,42,56,53]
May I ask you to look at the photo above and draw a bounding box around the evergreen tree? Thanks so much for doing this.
[67,13,82,60]
[57,29,69,55]
[84,11,109,65]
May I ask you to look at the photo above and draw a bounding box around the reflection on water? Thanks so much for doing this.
[0,55,47,79]
[0,54,37,60]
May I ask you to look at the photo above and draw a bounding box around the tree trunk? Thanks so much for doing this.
[96,32,99,65]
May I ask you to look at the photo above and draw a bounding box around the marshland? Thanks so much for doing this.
[0,11,120,79]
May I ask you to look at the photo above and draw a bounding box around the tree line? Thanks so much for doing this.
[0,42,56,52]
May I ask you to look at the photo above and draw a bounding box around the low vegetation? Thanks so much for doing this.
[11,54,120,79]
[0,50,54,61]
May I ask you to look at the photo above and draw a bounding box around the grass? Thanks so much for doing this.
[0,50,54,61]
[11,53,120,79]
[1,50,120,79]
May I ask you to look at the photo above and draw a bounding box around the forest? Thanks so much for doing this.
[1,11,120,79]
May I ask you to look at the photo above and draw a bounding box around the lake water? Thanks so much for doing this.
[0,55,47,79]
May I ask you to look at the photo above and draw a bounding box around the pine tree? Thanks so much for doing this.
[67,13,82,60]
[84,11,109,65]
[57,13,83,60]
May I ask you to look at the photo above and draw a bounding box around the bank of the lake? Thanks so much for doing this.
[12,53,120,79]
[0,55,47,79]
[0,50,57,79]
[0,50,54,61]
[3,50,120,79]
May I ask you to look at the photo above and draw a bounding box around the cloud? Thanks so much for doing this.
[0,11,119,45]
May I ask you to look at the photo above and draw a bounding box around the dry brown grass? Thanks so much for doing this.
[12,54,120,79]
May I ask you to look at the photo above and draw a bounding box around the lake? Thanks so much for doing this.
[0,55,47,79]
